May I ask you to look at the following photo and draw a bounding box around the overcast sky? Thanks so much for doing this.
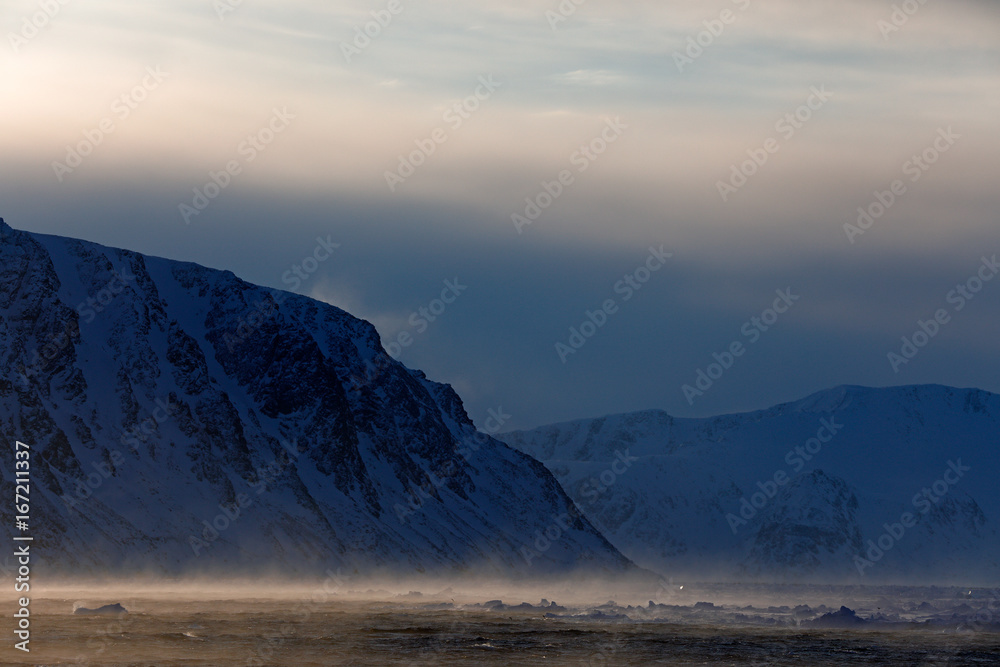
[3,0,998,430]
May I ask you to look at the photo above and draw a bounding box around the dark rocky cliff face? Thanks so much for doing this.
[0,219,632,577]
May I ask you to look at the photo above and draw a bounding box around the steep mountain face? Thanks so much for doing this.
[0,219,631,577]
[499,385,1000,584]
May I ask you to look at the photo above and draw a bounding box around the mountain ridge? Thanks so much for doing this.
[0,218,634,578]
[499,383,993,435]
[498,383,1000,585]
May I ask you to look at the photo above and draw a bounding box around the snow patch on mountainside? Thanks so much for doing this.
[0,219,632,578]
[500,385,1000,584]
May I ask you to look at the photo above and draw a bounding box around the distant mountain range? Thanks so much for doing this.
[3,218,995,586]
[498,385,1000,585]
[0,219,631,577]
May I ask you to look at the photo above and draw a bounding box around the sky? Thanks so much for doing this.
[2,0,998,431]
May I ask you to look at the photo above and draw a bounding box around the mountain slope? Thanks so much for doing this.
[0,219,632,577]
[498,385,1000,584]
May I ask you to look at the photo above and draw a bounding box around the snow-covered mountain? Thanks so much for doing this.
[498,385,1000,585]
[0,219,632,577]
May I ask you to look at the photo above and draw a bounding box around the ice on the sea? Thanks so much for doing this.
[73,602,128,616]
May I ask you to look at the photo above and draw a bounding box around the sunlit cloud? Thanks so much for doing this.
[2,0,998,427]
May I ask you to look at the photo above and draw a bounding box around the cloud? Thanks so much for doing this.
[3,0,998,428]
[555,69,629,86]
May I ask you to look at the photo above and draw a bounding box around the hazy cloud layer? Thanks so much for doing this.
[3,0,998,429]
